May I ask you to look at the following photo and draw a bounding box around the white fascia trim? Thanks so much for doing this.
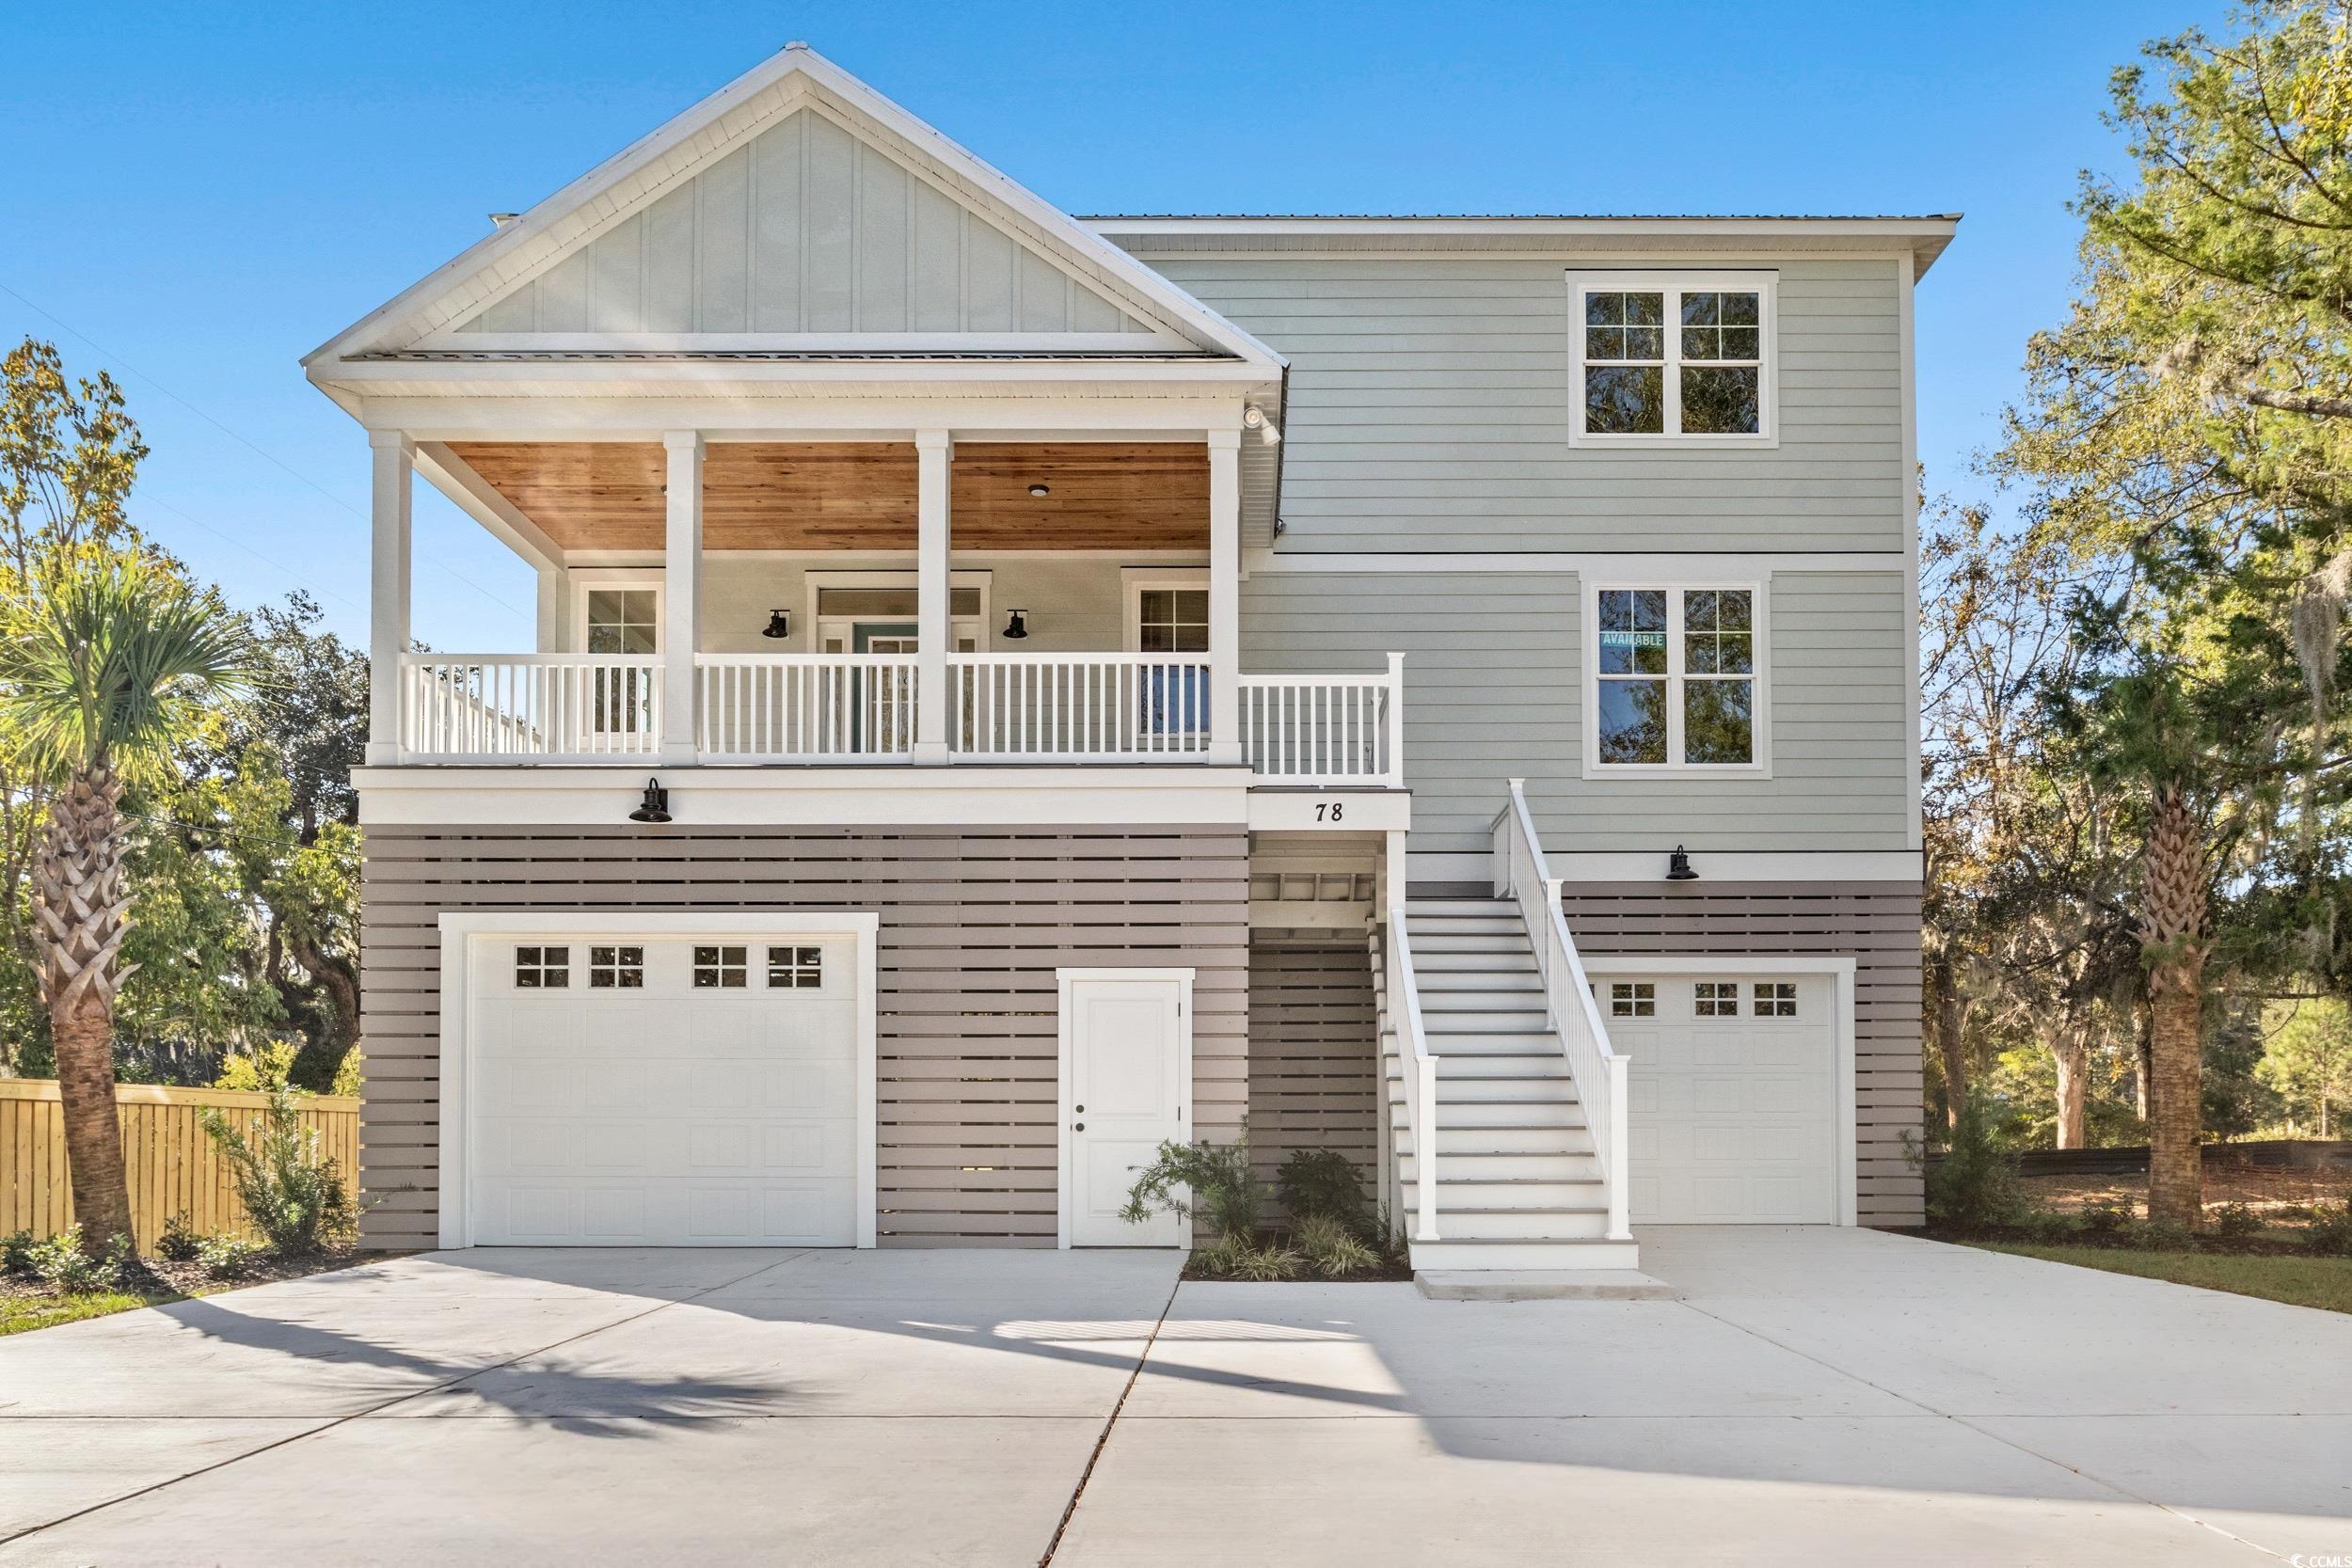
[1578,953,1859,1227]
[354,764,1253,827]
[339,392,1256,444]
[310,47,1284,377]
[1056,966,1195,1250]
[435,910,882,1250]
[1252,552,1905,575]
[1406,848,1923,885]
[1899,253,1925,853]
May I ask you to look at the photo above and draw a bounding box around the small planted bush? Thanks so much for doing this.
[1295,1213,1378,1278]
[157,1212,203,1262]
[26,1225,123,1293]
[201,1083,353,1254]
[2307,1202,2352,1259]
[2206,1202,2263,1240]
[2079,1200,2135,1237]
[1,1228,34,1276]
[1277,1148,1371,1237]
[1224,1243,1304,1282]
[1919,1093,2028,1231]
[195,1233,266,1280]
[1120,1135,1265,1245]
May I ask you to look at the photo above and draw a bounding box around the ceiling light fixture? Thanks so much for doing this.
[1028,483,1051,498]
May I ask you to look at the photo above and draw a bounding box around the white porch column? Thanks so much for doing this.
[661,431,704,764]
[365,431,414,766]
[533,564,571,655]
[914,430,952,765]
[1206,428,1243,766]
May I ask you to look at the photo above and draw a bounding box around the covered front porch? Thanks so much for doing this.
[367,429,1400,787]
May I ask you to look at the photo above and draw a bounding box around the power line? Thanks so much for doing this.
[0,279,531,620]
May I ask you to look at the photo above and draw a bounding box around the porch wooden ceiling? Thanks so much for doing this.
[444,441,1210,552]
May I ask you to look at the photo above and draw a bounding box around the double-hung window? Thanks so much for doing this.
[1588,584,1766,772]
[1571,273,1774,443]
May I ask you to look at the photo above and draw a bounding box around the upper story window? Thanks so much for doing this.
[1570,273,1775,445]
[1587,584,1767,775]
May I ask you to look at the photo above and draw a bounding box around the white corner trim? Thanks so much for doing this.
[1055,966,1196,1250]
[1579,954,1859,1227]
[434,911,882,1251]
[1580,576,1773,781]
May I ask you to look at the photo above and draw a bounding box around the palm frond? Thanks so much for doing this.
[0,547,261,786]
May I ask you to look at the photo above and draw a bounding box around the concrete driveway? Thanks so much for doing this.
[0,1229,2345,1566]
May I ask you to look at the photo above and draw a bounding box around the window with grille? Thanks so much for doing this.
[1753,981,1798,1018]
[1573,275,1772,441]
[588,945,644,989]
[693,944,748,988]
[515,945,571,989]
[1694,981,1740,1017]
[767,945,823,988]
[1593,585,1760,768]
[1610,982,1656,1019]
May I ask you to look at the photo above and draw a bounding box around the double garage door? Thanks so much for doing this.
[466,932,862,1246]
[1595,971,1841,1225]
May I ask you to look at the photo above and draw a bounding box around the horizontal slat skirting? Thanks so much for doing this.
[359,824,1247,1249]
[1248,942,1379,1223]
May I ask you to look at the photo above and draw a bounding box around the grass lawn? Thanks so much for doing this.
[1971,1241,2352,1314]
[0,1288,183,1338]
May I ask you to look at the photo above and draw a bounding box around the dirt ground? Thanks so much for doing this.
[2023,1164,2351,1217]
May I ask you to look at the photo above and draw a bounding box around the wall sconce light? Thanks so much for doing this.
[1027,483,1051,498]
[628,779,673,825]
[1003,609,1030,641]
[761,608,790,640]
[1666,845,1699,881]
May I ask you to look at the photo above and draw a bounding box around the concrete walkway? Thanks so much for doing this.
[0,1229,2344,1564]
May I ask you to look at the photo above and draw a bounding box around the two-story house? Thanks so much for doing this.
[309,45,1947,1280]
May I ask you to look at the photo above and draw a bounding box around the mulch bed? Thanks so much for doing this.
[1,1245,380,1309]
[1181,1254,1417,1283]
[2020,1166,2351,1218]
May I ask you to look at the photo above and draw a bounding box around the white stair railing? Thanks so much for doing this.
[1491,778,1631,1241]
[1383,900,1442,1242]
[1240,654,1405,786]
[698,654,918,760]
[401,654,660,760]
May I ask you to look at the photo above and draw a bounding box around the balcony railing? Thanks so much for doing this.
[393,650,1406,785]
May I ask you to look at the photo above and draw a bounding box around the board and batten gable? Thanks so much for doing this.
[1141,255,1905,554]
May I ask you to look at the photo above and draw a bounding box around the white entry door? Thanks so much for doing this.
[466,931,865,1245]
[1598,972,1839,1224]
[1060,971,1192,1247]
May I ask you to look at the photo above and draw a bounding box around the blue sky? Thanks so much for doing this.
[3,1,2225,650]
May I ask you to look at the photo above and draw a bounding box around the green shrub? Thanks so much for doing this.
[200,1084,353,1254]
[2307,1201,2352,1259]
[156,1213,202,1262]
[27,1225,122,1293]
[1225,1243,1304,1282]
[1918,1093,2029,1230]
[2138,1219,2194,1251]
[1120,1135,1263,1244]
[1277,1148,1370,1235]
[1295,1214,1379,1278]
[2206,1202,2263,1240]
[0,1229,33,1276]
[2079,1200,2135,1236]
[213,1040,299,1092]
[195,1233,265,1280]
[1189,1236,1248,1278]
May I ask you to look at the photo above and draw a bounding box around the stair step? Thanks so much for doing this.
[1406,914,1527,934]
[1401,1177,1603,1207]
[1435,1054,1571,1080]
[1435,1207,1613,1241]
[1398,1150,1597,1180]
[1428,1099,1583,1126]
[1406,897,1518,915]
[1397,1124,1596,1155]
[1414,951,1539,974]
[1407,1237,1643,1272]
[1416,972,1545,995]
[1408,933,1535,954]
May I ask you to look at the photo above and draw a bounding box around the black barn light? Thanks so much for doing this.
[1666,845,1699,881]
[1003,609,1030,641]
[628,778,673,825]
[761,608,791,640]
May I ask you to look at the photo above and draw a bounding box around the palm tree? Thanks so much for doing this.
[0,549,256,1249]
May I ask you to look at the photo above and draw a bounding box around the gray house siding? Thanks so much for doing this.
[357,824,1247,1249]
[1147,256,1905,555]
[1243,567,1911,858]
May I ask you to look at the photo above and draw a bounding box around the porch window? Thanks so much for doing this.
[1136,589,1209,653]
[584,589,659,653]
[1135,586,1209,737]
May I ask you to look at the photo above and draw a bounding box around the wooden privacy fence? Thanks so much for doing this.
[0,1080,360,1250]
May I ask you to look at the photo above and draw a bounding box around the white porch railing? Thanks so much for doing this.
[400,654,660,760]
[948,653,1211,761]
[698,654,919,760]
[1491,778,1630,1242]
[1383,900,1441,1242]
[1240,655,1404,787]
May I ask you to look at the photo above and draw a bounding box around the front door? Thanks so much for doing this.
[851,623,916,752]
[1062,972,1191,1246]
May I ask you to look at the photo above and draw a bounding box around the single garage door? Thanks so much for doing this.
[468,933,861,1245]
[1597,972,1838,1224]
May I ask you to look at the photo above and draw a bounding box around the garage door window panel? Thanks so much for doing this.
[694,945,749,989]
[515,945,570,989]
[768,945,824,989]
[588,945,644,989]
[1754,982,1798,1018]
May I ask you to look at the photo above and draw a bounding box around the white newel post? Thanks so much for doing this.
[914,431,952,764]
[366,431,414,766]
[662,432,704,764]
[1206,429,1242,765]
